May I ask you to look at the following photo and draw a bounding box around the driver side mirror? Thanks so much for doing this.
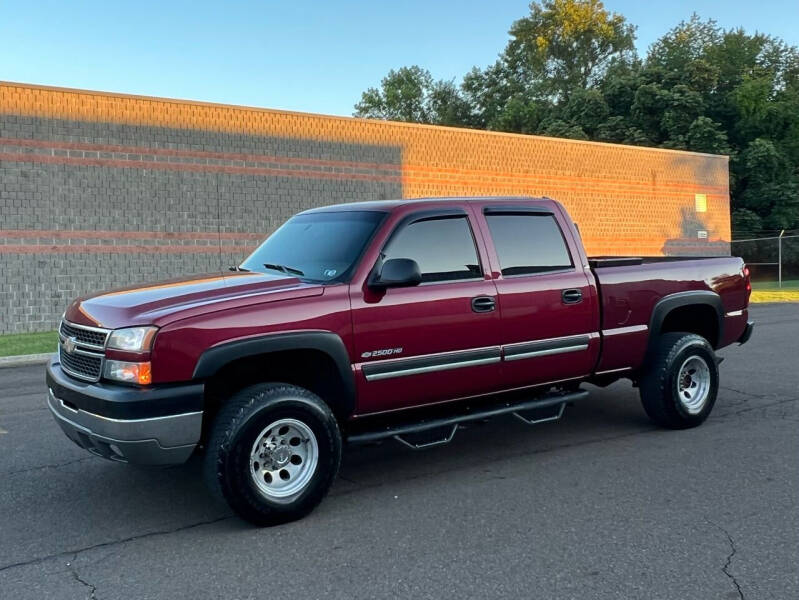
[369,258,422,289]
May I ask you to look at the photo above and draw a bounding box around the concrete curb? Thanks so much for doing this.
[0,353,53,369]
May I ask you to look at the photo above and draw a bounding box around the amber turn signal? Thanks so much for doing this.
[104,360,152,385]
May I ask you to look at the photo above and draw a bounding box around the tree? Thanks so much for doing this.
[647,15,721,75]
[563,89,610,135]
[461,62,522,129]
[354,66,434,123]
[354,6,799,238]
[428,80,476,127]
[354,66,475,125]
[737,138,798,229]
[504,0,636,100]
[686,116,730,155]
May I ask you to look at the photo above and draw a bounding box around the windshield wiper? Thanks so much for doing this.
[263,263,305,276]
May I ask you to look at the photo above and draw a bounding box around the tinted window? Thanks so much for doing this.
[486,214,573,276]
[240,211,385,282]
[383,217,481,283]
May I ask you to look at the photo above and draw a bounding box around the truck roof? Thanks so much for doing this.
[301,196,554,214]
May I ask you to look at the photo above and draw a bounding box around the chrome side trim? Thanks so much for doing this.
[593,367,633,376]
[502,334,594,362]
[361,333,599,381]
[725,310,744,317]
[602,324,648,336]
[365,356,500,381]
[362,346,501,382]
[504,344,588,361]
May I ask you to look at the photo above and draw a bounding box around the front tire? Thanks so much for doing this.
[639,333,719,429]
[204,383,342,526]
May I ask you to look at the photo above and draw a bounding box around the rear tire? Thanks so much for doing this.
[639,333,719,429]
[203,383,342,526]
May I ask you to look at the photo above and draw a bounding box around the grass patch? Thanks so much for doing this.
[0,330,58,358]
[752,279,799,291]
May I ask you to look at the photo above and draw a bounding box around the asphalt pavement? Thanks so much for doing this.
[0,303,797,599]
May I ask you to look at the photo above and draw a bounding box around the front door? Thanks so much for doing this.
[350,209,502,415]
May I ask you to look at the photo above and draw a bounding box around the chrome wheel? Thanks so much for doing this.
[677,355,711,414]
[249,418,319,500]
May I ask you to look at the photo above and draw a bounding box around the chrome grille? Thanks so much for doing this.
[60,348,103,381]
[59,321,108,349]
[58,319,109,382]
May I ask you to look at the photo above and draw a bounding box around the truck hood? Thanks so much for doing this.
[64,271,324,329]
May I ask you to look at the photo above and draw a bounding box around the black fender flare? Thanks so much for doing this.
[193,331,356,417]
[647,290,724,353]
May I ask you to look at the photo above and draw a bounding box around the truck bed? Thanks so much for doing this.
[590,255,749,374]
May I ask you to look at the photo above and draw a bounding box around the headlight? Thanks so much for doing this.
[104,360,152,385]
[107,326,158,351]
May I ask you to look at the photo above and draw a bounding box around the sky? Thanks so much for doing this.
[1,0,798,117]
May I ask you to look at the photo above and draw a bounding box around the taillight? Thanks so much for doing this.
[743,265,751,299]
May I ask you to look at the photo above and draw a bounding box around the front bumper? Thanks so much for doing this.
[46,358,204,465]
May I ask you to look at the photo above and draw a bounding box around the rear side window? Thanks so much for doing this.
[485,214,573,276]
[383,216,481,283]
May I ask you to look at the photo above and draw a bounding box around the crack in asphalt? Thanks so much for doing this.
[720,385,767,399]
[68,554,98,600]
[717,396,799,419]
[709,521,745,600]
[0,407,49,418]
[0,515,233,576]
[3,456,94,477]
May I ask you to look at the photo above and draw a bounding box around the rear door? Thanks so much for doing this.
[474,203,600,390]
[349,207,502,414]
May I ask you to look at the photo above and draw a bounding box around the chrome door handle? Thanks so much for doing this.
[561,289,583,304]
[471,296,496,313]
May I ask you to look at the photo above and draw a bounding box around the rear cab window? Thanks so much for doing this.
[484,211,574,276]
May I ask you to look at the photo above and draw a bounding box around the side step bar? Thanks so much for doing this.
[347,389,588,450]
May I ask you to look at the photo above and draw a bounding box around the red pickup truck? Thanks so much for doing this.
[46,197,753,525]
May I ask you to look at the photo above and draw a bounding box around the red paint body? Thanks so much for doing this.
[65,198,751,418]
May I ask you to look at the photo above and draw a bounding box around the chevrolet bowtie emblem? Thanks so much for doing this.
[62,336,77,354]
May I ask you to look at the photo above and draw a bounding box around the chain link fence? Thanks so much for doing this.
[731,234,799,288]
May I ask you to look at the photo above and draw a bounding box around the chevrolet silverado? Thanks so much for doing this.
[46,197,754,525]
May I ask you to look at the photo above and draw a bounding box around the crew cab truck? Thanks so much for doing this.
[46,197,754,525]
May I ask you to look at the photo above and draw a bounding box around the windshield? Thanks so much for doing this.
[239,211,386,283]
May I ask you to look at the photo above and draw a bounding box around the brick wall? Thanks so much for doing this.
[0,82,730,334]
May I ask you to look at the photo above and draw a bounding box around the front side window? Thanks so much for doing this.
[240,210,385,282]
[383,216,481,283]
[485,214,573,276]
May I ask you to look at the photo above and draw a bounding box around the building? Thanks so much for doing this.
[0,82,730,333]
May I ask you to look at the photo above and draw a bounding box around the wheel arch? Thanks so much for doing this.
[648,291,723,353]
[193,331,356,421]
